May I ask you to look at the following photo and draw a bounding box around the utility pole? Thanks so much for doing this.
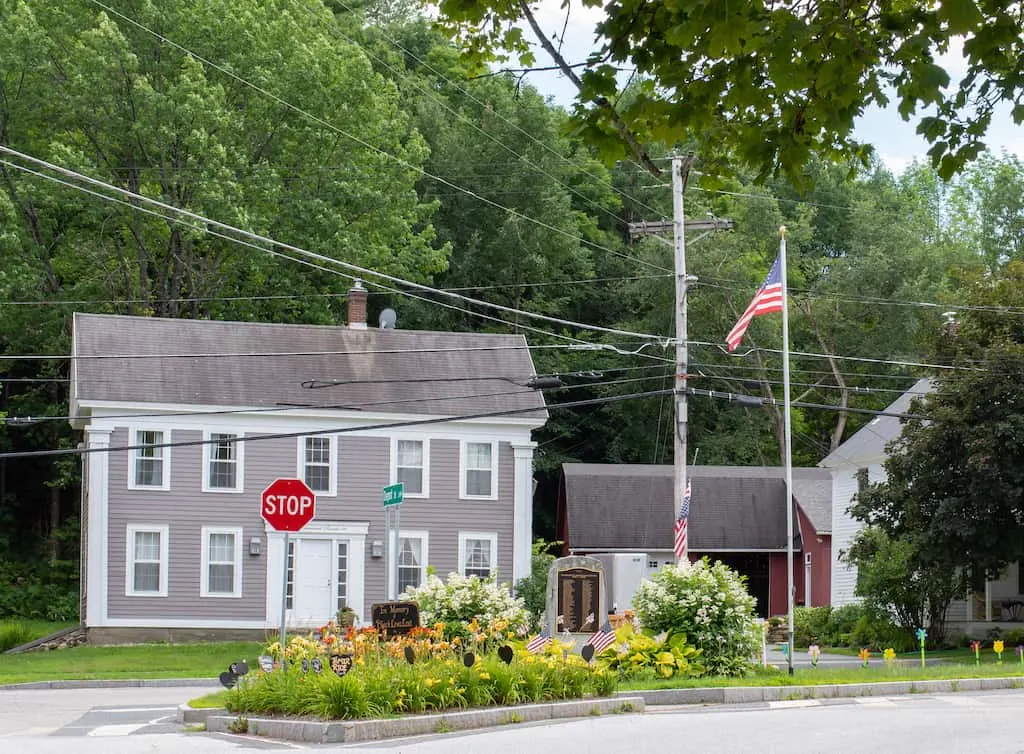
[629,155,733,561]
[672,153,695,554]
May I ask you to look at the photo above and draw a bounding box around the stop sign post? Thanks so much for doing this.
[262,478,316,667]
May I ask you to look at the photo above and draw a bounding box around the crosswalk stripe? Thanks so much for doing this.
[87,724,146,737]
[853,697,897,707]
[767,699,823,709]
[939,695,984,706]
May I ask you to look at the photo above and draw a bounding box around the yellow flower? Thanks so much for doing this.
[425,677,438,688]
[995,640,1005,654]
[479,671,491,680]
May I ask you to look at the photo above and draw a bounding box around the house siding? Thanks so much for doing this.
[829,463,884,606]
[102,426,520,624]
[797,506,831,607]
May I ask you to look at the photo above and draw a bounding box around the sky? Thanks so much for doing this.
[515,2,1023,176]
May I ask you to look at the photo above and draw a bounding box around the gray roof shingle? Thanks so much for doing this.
[71,313,547,421]
[562,464,832,552]
[819,378,933,468]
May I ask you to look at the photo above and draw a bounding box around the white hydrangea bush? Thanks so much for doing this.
[402,572,530,635]
[633,558,760,676]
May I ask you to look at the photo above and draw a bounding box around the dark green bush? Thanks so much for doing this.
[0,558,79,621]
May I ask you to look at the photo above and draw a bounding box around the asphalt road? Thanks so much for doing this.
[4,683,1024,753]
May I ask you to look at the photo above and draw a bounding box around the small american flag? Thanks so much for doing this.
[674,479,691,561]
[726,254,784,351]
[526,631,551,654]
[587,621,617,655]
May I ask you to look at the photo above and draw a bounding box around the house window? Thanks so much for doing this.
[285,540,295,610]
[126,525,168,596]
[856,467,869,493]
[204,432,243,492]
[461,441,497,499]
[131,429,169,489]
[393,439,428,496]
[395,533,428,595]
[299,436,336,495]
[201,527,242,597]
[459,532,497,580]
[336,542,348,612]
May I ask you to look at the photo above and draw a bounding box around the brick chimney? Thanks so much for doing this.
[347,280,367,329]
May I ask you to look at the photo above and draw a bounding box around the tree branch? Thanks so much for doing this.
[516,0,661,177]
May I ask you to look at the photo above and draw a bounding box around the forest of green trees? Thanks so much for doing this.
[1,0,1022,620]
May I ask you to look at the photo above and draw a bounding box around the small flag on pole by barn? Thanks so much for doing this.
[674,479,691,561]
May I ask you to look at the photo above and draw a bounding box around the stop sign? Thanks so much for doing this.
[261,478,316,532]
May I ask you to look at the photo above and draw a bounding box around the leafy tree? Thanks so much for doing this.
[844,526,962,644]
[432,0,1024,180]
[851,261,1024,603]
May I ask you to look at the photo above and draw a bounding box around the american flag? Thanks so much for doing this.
[674,479,691,561]
[587,621,617,655]
[725,254,784,351]
[526,630,551,654]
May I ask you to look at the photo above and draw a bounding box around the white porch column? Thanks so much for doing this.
[511,442,537,586]
[986,580,993,622]
[84,428,111,627]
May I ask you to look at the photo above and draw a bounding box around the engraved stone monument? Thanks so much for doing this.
[545,556,609,646]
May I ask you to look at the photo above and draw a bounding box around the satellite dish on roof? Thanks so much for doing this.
[378,308,397,329]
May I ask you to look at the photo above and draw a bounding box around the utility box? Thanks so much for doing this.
[594,552,648,612]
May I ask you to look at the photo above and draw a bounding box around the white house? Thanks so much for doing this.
[70,285,546,643]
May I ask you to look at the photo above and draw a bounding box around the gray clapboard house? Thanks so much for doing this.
[71,289,546,642]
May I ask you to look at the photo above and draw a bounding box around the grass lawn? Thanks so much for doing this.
[0,641,263,685]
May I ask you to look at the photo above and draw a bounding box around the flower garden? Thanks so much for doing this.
[223,559,761,721]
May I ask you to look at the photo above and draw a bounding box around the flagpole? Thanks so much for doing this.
[778,226,795,676]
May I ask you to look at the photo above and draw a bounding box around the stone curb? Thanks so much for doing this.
[179,703,224,724]
[205,696,646,744]
[631,676,1024,706]
[0,678,220,691]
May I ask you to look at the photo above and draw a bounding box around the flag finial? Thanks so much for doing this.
[779,225,787,239]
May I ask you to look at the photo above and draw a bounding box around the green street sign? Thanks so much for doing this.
[383,483,404,508]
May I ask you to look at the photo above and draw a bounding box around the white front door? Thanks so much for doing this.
[291,538,333,625]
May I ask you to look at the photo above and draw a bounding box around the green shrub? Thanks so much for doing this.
[633,558,760,676]
[0,558,79,621]
[514,548,555,632]
[1002,628,1024,646]
[793,606,832,647]
[402,573,530,640]
[597,624,704,679]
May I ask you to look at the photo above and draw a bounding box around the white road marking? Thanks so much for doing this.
[767,699,823,709]
[939,696,984,706]
[87,724,147,737]
[102,707,178,714]
[853,697,897,707]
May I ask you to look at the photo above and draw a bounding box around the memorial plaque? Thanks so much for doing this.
[371,601,421,635]
[556,567,600,633]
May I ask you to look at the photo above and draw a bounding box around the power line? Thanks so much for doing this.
[0,387,676,460]
[83,0,672,275]
[0,148,671,346]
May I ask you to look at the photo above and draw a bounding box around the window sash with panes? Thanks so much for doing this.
[133,530,162,592]
[336,543,348,612]
[304,437,331,493]
[135,430,164,487]
[208,434,238,489]
[207,532,236,594]
[396,537,423,595]
[465,442,493,496]
[396,440,423,494]
[463,538,492,579]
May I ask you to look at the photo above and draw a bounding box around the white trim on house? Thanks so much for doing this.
[390,437,430,498]
[85,428,111,627]
[97,618,273,629]
[201,431,245,493]
[125,524,169,597]
[200,526,244,598]
[458,531,498,579]
[296,435,338,497]
[127,427,171,491]
[511,442,536,585]
[388,530,429,598]
[459,440,498,500]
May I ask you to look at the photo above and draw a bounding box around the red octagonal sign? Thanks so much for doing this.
[261,478,316,532]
